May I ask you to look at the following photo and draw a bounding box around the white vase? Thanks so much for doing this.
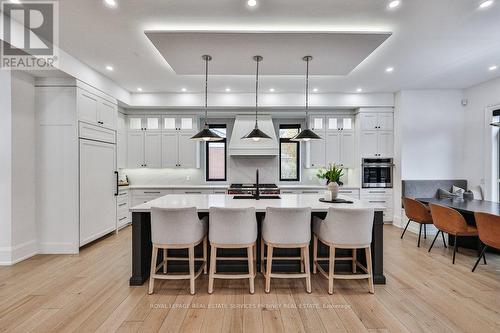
[327,182,340,200]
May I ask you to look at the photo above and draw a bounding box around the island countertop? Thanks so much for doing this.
[129,193,383,213]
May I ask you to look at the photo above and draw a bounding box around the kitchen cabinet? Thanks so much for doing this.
[77,87,117,130]
[117,112,127,169]
[327,116,354,132]
[127,132,145,168]
[361,188,393,222]
[360,112,392,131]
[144,132,162,168]
[359,111,394,158]
[325,132,355,168]
[117,188,130,230]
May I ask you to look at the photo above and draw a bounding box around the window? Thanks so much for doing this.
[279,124,300,181]
[206,125,227,181]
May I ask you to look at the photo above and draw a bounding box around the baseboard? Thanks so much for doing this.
[38,242,79,254]
[0,239,38,265]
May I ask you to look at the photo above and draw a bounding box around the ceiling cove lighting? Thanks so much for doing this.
[247,0,257,7]
[242,56,272,141]
[104,0,117,8]
[388,1,400,9]
[291,56,322,142]
[385,66,394,73]
[479,0,494,9]
[105,65,114,71]
[489,65,498,71]
[191,55,224,142]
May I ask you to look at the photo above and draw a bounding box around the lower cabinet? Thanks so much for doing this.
[117,188,130,230]
[361,188,393,222]
[279,188,360,200]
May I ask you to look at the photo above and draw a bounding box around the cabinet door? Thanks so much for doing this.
[308,140,325,168]
[178,132,198,168]
[117,131,127,169]
[144,132,162,168]
[127,132,144,168]
[377,113,393,131]
[378,131,394,157]
[163,116,177,131]
[326,117,339,131]
[77,90,99,124]
[360,131,378,157]
[97,100,117,129]
[325,133,340,165]
[178,116,196,132]
[161,133,178,167]
[310,116,324,131]
[340,117,354,132]
[360,113,378,131]
[128,117,144,131]
[117,113,127,133]
[145,116,161,131]
[340,132,355,168]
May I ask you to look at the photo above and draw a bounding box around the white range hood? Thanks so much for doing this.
[228,115,278,156]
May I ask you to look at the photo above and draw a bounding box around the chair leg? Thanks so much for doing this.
[452,235,458,264]
[148,246,158,295]
[417,224,422,248]
[328,246,335,295]
[424,224,427,239]
[188,246,195,295]
[203,236,208,274]
[401,219,411,239]
[248,245,255,294]
[260,236,265,274]
[300,247,305,273]
[313,234,318,274]
[253,243,257,276]
[365,247,374,294]
[208,245,216,294]
[472,245,488,272]
[428,231,440,252]
[352,249,357,273]
[265,244,273,293]
[304,245,311,294]
[163,248,168,274]
[441,231,447,248]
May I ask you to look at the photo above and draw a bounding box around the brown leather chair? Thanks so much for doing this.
[472,212,500,272]
[401,198,436,247]
[429,204,479,264]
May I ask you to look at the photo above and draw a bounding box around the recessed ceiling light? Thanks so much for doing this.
[388,0,400,9]
[137,87,143,92]
[247,0,257,7]
[181,88,187,92]
[105,65,114,71]
[313,88,319,92]
[489,65,498,71]
[225,88,231,92]
[104,0,117,8]
[9,0,21,4]
[385,66,394,73]
[357,88,363,92]
[269,88,275,92]
[479,0,494,9]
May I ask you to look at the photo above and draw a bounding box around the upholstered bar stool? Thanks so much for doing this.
[208,207,257,294]
[148,207,208,295]
[313,207,375,294]
[401,197,436,247]
[429,204,479,264]
[472,212,499,272]
[261,207,312,293]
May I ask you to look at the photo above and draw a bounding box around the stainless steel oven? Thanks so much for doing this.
[362,158,394,188]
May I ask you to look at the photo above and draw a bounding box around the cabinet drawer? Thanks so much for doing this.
[172,189,213,194]
[339,190,360,200]
[281,190,302,194]
[79,122,116,143]
[131,189,170,196]
[361,189,393,195]
[118,205,129,218]
[213,190,227,194]
[117,200,128,209]
[301,190,322,194]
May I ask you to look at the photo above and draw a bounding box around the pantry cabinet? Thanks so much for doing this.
[358,111,394,158]
[77,87,117,130]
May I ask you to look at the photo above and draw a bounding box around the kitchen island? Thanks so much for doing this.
[129,194,386,285]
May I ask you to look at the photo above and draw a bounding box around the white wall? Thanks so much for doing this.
[463,77,500,201]
[393,90,466,226]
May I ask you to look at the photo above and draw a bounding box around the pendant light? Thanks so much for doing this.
[242,55,272,141]
[191,55,224,141]
[291,56,322,141]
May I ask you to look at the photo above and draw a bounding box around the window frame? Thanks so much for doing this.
[205,124,227,182]
[279,124,301,182]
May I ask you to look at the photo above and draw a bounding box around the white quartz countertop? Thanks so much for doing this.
[129,185,229,189]
[130,194,382,213]
[278,185,360,190]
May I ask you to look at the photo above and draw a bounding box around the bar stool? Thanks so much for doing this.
[472,212,499,272]
[313,207,375,294]
[261,207,312,293]
[208,207,257,294]
[148,207,208,295]
[429,204,479,264]
[401,197,436,247]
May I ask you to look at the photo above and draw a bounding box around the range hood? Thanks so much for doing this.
[229,115,278,156]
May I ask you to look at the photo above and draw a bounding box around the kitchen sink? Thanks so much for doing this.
[232,195,281,200]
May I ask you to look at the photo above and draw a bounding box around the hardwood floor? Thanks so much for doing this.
[1,225,499,332]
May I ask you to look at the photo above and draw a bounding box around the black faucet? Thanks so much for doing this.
[255,169,260,200]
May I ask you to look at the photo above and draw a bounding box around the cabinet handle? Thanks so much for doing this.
[118,202,127,207]
[119,216,128,221]
[369,191,386,193]
[369,200,387,203]
[185,191,202,194]
[303,191,319,194]
[144,191,161,194]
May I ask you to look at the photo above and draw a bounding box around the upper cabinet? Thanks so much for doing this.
[326,116,354,132]
[77,87,117,130]
[360,112,393,131]
[358,110,394,157]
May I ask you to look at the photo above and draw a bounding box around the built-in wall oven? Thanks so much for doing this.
[362,158,394,188]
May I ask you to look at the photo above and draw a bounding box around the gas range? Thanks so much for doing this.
[227,183,280,195]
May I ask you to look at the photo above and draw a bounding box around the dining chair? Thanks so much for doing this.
[401,197,437,247]
[472,212,500,272]
[428,204,479,264]
[148,207,208,295]
[261,207,312,293]
[312,207,375,294]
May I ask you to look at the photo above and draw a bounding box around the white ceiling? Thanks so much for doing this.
[56,0,500,94]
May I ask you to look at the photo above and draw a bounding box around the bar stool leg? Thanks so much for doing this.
[148,245,158,295]
[304,245,311,293]
[203,236,208,274]
[248,245,255,294]
[260,236,265,274]
[313,235,318,274]
[208,245,216,294]
[365,246,374,294]
[163,249,168,274]
[352,249,357,273]
[189,246,195,295]
[265,244,273,293]
[253,244,257,276]
[300,247,305,273]
[328,246,335,295]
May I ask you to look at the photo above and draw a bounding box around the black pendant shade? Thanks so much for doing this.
[241,126,272,141]
[291,55,322,142]
[490,122,500,127]
[191,55,224,141]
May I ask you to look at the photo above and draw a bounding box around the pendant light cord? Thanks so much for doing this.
[305,56,310,129]
[204,56,209,128]
[255,57,260,127]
